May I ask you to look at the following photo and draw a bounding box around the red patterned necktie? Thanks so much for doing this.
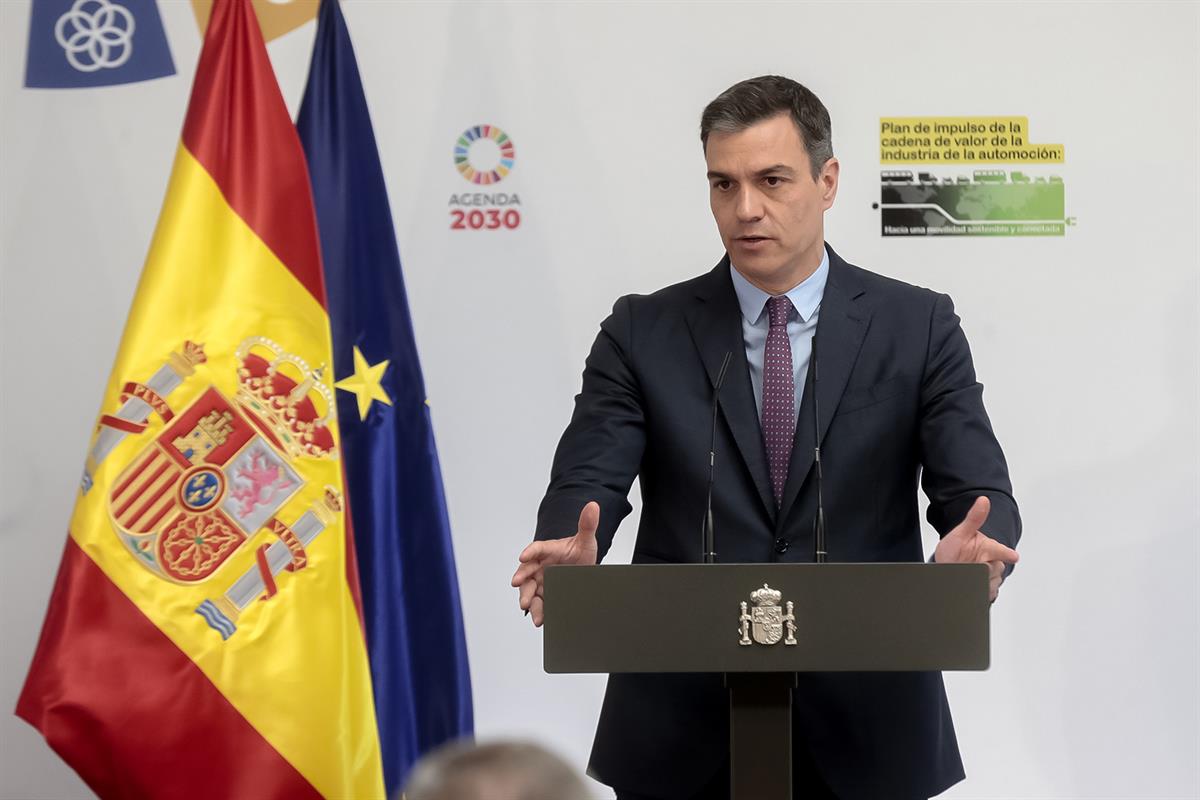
[763,295,795,505]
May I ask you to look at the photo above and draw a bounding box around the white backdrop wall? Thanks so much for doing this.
[2,2,1197,798]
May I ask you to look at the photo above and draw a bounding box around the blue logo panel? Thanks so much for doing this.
[25,0,175,89]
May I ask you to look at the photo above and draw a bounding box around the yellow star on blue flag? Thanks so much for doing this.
[334,346,392,420]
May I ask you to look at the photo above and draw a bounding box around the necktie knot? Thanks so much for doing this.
[767,296,792,328]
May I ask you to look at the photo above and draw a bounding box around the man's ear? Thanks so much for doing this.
[820,157,840,210]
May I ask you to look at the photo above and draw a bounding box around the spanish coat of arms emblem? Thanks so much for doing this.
[739,583,798,646]
[83,337,341,640]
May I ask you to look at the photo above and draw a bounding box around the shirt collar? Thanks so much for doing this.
[729,246,830,325]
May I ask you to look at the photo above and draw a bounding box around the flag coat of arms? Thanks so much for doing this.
[17,1,385,797]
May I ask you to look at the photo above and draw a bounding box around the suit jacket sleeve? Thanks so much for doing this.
[535,295,644,561]
[919,292,1022,566]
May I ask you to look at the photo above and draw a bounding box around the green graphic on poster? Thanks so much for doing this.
[877,117,1073,237]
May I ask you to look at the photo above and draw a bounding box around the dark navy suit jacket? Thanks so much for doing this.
[535,244,1021,799]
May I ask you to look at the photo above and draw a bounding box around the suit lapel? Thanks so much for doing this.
[685,258,777,521]
[778,248,872,525]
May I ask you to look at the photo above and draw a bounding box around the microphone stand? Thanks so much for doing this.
[810,335,826,563]
[703,352,732,564]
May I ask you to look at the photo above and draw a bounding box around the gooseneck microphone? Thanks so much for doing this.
[810,335,827,563]
[702,351,733,564]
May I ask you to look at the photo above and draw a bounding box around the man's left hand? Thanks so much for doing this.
[933,496,1019,603]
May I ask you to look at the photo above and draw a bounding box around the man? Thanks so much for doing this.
[511,76,1021,800]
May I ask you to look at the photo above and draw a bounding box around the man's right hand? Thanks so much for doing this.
[511,501,600,627]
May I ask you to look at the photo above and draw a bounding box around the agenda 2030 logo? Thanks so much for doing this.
[448,124,522,231]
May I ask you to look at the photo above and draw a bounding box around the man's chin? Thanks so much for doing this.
[729,248,779,269]
[729,257,787,286]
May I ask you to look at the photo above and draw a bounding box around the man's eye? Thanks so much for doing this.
[712,180,731,191]
[764,176,782,187]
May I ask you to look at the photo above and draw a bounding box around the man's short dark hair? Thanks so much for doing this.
[700,75,834,180]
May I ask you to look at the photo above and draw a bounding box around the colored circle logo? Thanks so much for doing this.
[179,466,224,513]
[454,125,515,185]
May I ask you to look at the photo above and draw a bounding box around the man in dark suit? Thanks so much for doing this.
[511,76,1021,800]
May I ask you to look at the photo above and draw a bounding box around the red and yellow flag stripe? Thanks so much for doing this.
[18,2,384,797]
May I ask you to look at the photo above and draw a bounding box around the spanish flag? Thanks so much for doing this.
[16,1,384,797]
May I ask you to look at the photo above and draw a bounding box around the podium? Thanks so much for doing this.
[543,563,990,799]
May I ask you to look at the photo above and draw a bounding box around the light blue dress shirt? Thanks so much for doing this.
[729,248,830,421]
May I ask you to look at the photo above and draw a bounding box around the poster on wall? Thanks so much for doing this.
[875,115,1073,237]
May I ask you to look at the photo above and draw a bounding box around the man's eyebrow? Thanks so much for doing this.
[755,164,795,177]
[706,164,796,180]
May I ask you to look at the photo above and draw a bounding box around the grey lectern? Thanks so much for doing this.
[543,563,990,799]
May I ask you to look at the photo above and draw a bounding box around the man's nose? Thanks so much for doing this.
[735,186,764,221]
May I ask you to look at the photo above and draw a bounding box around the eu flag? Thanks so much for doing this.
[296,0,473,792]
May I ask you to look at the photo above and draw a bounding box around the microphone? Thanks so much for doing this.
[702,351,733,564]
[810,335,827,563]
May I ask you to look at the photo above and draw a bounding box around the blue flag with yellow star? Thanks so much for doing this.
[296,0,473,791]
